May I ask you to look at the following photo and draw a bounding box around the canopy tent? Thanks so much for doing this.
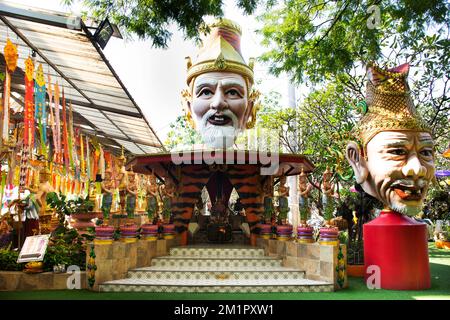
[0,2,164,156]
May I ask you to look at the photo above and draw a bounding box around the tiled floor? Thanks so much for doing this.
[99,244,334,293]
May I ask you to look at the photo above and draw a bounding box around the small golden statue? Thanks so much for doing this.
[36,166,54,234]
[277,175,290,225]
[298,168,312,226]
[160,177,176,224]
[116,148,127,216]
[101,167,115,222]
[146,174,159,224]
[125,169,138,222]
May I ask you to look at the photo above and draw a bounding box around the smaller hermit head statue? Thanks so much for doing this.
[346,63,435,216]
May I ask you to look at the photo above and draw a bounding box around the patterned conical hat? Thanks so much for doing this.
[353,63,431,149]
[186,18,254,86]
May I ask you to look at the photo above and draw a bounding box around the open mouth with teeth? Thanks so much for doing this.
[392,185,423,201]
[208,114,232,126]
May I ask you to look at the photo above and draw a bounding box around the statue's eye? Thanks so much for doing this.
[199,89,213,97]
[226,89,239,96]
[420,149,433,157]
[388,148,407,156]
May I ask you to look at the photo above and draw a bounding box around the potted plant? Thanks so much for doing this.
[276,199,292,241]
[94,219,115,244]
[47,192,95,232]
[297,207,314,243]
[258,195,275,239]
[160,196,175,240]
[319,202,339,245]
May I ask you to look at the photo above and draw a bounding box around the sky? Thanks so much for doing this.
[9,0,292,143]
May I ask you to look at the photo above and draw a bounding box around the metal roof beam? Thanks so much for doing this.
[0,16,98,109]
[8,84,142,118]
[0,2,81,30]
[80,20,166,151]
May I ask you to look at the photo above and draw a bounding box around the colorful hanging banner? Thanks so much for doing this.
[73,127,80,181]
[18,147,30,193]
[68,101,75,170]
[99,144,105,179]
[80,133,85,175]
[1,38,18,146]
[24,56,35,148]
[34,63,47,157]
[54,82,62,164]
[0,172,6,208]
[85,135,90,182]
[47,74,58,160]
[61,88,70,171]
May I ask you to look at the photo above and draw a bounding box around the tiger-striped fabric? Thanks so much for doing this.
[171,164,264,244]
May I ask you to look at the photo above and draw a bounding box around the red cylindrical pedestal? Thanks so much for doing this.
[364,211,430,290]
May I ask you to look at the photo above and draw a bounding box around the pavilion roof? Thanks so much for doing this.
[0,2,165,156]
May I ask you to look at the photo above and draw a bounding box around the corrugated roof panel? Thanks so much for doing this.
[113,139,145,154]
[0,4,164,155]
[137,144,162,154]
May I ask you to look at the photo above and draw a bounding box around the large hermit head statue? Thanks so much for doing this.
[183,18,258,149]
[346,63,435,216]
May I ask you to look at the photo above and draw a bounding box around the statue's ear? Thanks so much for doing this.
[243,99,254,128]
[182,89,196,129]
[244,89,260,129]
[346,141,369,184]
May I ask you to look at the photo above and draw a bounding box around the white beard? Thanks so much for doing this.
[199,109,240,149]
[390,201,422,217]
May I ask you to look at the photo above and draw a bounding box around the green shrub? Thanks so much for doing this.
[0,246,25,271]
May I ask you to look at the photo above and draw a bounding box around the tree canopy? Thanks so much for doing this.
[258,0,449,170]
[63,0,260,48]
[258,0,449,83]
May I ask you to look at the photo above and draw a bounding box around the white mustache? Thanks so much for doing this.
[391,179,427,189]
[200,108,239,129]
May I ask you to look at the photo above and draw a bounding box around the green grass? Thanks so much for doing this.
[0,243,449,300]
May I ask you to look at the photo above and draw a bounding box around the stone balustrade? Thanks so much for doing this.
[257,238,348,290]
[87,236,182,291]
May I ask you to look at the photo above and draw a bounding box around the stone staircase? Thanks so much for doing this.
[99,245,334,293]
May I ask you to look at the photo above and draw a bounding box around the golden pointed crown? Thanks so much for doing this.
[353,62,431,149]
[185,18,254,87]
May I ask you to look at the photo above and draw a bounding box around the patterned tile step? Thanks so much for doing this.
[99,278,334,293]
[133,266,301,272]
[170,246,265,257]
[127,269,305,281]
[151,256,282,268]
